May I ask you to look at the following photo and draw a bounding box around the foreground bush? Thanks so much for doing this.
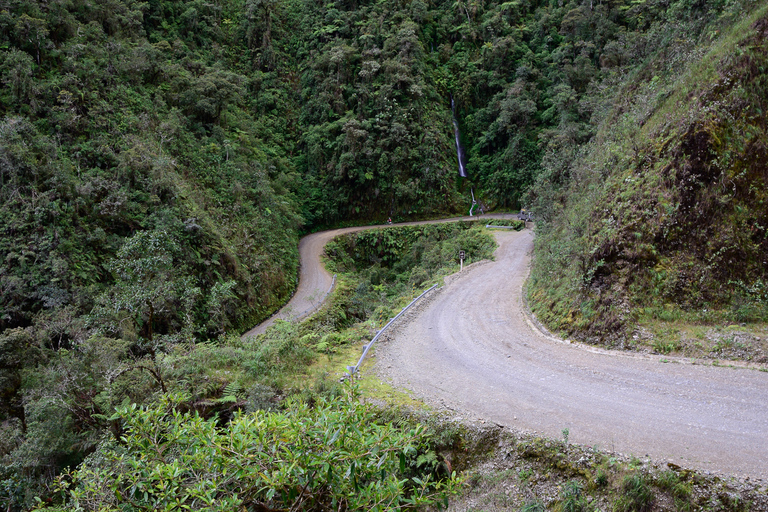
[43,390,455,511]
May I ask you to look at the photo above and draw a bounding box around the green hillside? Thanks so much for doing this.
[1,0,767,508]
[4,0,760,347]
[527,2,768,348]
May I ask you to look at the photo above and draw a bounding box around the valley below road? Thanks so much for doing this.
[245,218,768,481]
[375,229,768,480]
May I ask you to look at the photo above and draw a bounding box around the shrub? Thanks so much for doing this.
[521,501,546,512]
[485,219,525,230]
[655,470,692,510]
[594,469,608,487]
[556,480,588,512]
[614,473,654,512]
[48,389,457,511]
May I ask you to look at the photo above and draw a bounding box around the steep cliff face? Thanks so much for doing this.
[528,3,768,344]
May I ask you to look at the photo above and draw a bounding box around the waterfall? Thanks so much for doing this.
[451,95,469,178]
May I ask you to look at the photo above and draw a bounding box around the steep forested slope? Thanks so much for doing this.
[4,0,757,350]
[528,1,768,344]
[0,0,306,345]
[1,2,307,502]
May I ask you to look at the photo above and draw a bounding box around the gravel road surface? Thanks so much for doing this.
[375,229,768,480]
[242,214,516,337]
[242,218,767,480]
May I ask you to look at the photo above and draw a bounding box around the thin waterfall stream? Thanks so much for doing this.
[451,95,468,178]
[451,95,479,215]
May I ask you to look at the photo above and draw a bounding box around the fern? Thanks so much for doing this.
[416,451,438,469]
[217,382,242,403]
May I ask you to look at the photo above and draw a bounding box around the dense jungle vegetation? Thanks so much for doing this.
[2,0,767,508]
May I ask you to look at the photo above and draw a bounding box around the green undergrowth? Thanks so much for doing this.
[23,223,499,509]
[1,223,496,509]
[631,316,768,363]
[38,388,462,511]
[485,219,526,229]
[322,222,496,332]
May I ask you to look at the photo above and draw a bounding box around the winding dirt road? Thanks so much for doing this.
[242,215,515,337]
[376,229,768,480]
[244,219,768,480]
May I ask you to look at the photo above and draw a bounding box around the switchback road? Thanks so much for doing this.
[242,215,515,337]
[376,229,768,480]
[244,220,768,480]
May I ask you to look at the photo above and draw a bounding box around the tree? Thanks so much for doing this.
[179,68,244,125]
[13,14,48,65]
[0,49,35,110]
[92,230,198,347]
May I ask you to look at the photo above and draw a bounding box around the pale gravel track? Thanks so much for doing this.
[242,214,516,337]
[375,229,768,480]
[242,219,768,480]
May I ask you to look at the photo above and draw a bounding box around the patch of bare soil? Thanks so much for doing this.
[443,422,768,512]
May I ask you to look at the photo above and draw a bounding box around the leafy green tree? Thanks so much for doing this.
[13,14,48,64]
[178,68,244,126]
[92,230,198,345]
[0,49,35,111]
